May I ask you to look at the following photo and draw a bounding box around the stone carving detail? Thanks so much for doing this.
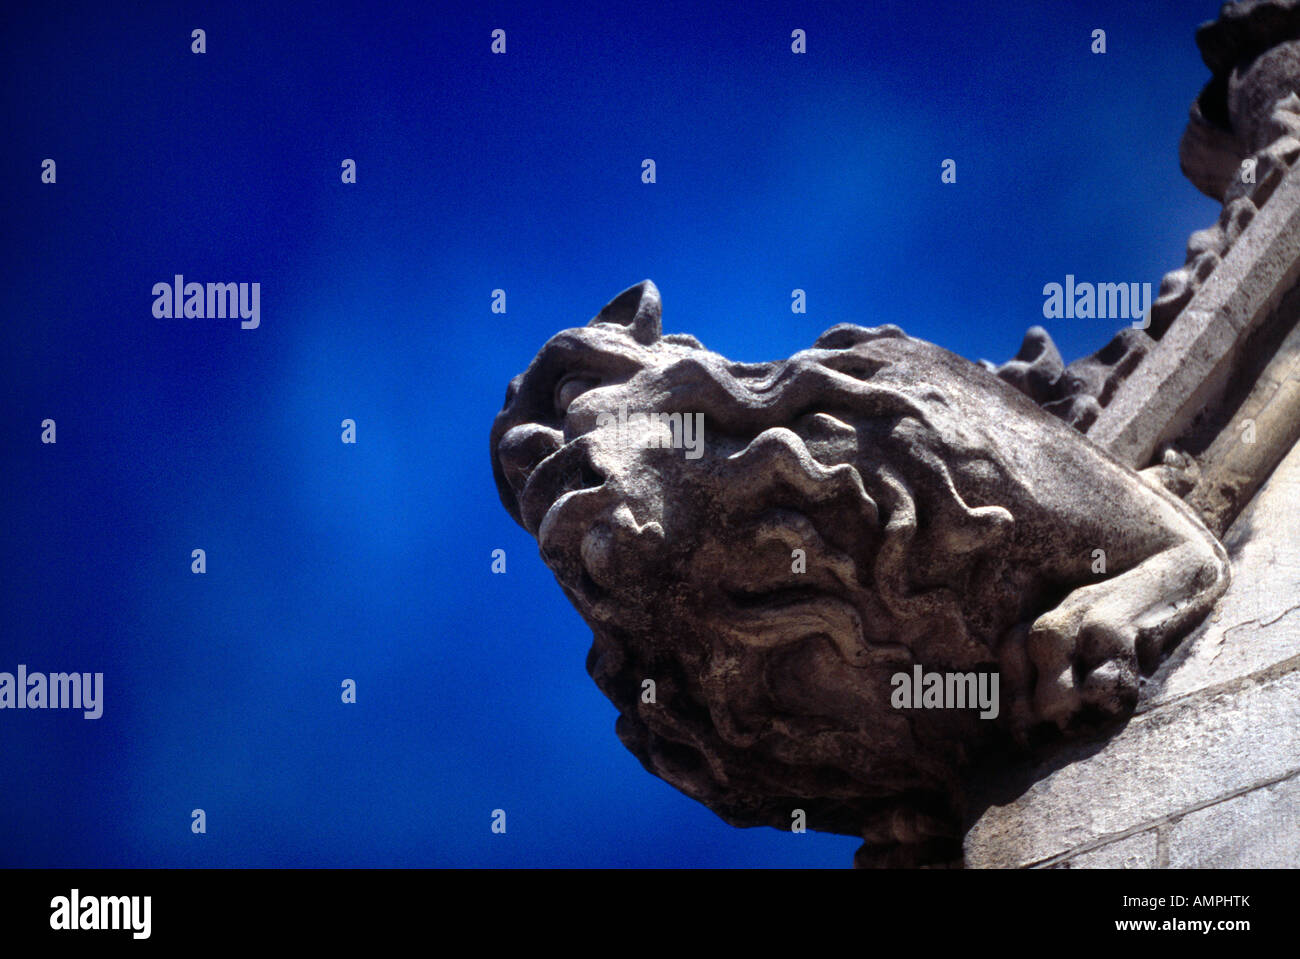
[1159,93,1300,336]
[992,0,1300,436]
[490,280,1230,867]
[981,326,1151,432]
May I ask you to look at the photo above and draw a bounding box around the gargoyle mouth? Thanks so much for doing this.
[518,439,607,537]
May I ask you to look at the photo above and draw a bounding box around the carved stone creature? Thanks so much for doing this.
[490,280,1230,866]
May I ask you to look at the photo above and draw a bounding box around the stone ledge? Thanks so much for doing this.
[1166,771,1300,867]
[964,665,1300,867]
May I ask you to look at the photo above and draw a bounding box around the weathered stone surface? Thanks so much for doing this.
[1144,432,1300,708]
[1166,772,1300,868]
[1051,830,1155,870]
[967,422,1300,869]
[986,327,1151,433]
[1186,0,1300,200]
[492,279,1229,867]
[1182,276,1300,535]
[964,666,1300,868]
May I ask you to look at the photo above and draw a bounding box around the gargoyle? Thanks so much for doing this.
[489,280,1230,867]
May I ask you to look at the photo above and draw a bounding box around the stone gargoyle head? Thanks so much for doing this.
[489,280,1230,866]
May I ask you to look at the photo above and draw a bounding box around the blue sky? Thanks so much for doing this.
[2,0,1225,866]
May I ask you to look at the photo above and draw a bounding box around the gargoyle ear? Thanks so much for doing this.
[588,279,661,345]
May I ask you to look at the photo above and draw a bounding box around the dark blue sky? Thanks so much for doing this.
[2,0,1224,866]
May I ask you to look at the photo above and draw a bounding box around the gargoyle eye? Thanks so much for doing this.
[555,375,599,415]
